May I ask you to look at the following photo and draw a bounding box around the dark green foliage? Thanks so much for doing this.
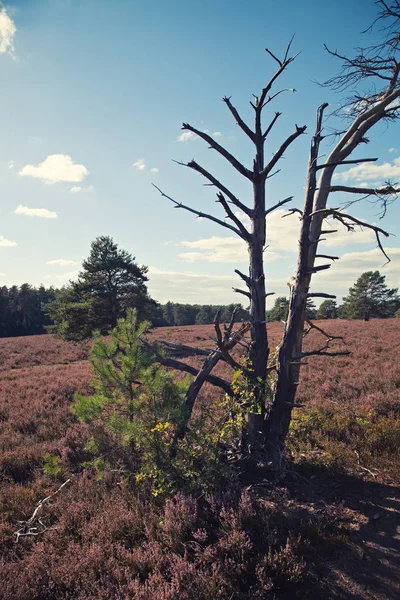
[71,309,189,493]
[47,236,154,340]
[267,296,317,322]
[0,284,56,337]
[316,299,338,320]
[160,302,248,326]
[266,296,289,322]
[342,271,400,321]
[46,287,96,341]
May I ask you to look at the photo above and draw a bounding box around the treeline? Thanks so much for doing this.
[0,284,247,338]
[156,302,248,327]
[266,272,400,322]
[0,284,56,337]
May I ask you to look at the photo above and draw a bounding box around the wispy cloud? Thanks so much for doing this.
[314,247,400,298]
[179,236,277,263]
[177,131,197,143]
[133,159,158,172]
[212,131,222,137]
[15,205,57,219]
[70,184,94,193]
[388,148,398,153]
[0,8,16,58]
[0,235,17,247]
[19,154,89,184]
[182,209,375,263]
[334,156,400,183]
[147,266,286,305]
[133,158,146,170]
[8,161,14,170]
[46,259,77,266]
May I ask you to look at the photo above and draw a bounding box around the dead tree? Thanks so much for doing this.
[154,0,400,459]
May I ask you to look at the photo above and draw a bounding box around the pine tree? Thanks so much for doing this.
[47,236,154,339]
[316,299,338,320]
[76,236,149,329]
[342,271,399,321]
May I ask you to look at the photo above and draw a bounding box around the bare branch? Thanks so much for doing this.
[310,207,391,263]
[157,355,233,395]
[315,254,340,260]
[330,184,400,195]
[234,269,251,288]
[214,311,253,377]
[233,287,251,298]
[158,340,214,357]
[171,321,250,450]
[304,319,344,343]
[216,192,251,240]
[261,125,307,179]
[282,207,303,218]
[152,184,245,239]
[308,292,337,299]
[181,123,254,180]
[265,196,294,216]
[15,479,71,543]
[263,111,282,138]
[223,96,255,142]
[260,40,299,107]
[141,339,233,394]
[308,264,332,273]
[180,159,252,216]
[299,349,351,358]
[316,157,378,170]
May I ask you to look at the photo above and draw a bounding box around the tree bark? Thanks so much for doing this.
[264,104,327,459]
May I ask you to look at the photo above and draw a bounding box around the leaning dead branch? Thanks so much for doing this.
[303,319,345,344]
[171,317,250,450]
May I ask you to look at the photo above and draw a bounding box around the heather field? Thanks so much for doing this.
[1,320,400,599]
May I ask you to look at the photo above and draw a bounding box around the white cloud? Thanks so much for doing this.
[334,156,400,184]
[150,167,159,173]
[313,247,400,299]
[15,205,57,219]
[70,184,94,193]
[388,148,398,153]
[148,266,240,303]
[147,265,286,305]
[19,154,89,185]
[8,161,14,170]
[0,235,17,247]
[179,236,278,263]
[46,259,77,266]
[266,209,375,251]
[178,209,375,265]
[0,8,16,58]
[177,131,196,143]
[213,131,222,137]
[133,158,146,171]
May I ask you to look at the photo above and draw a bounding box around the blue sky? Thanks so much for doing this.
[0,0,399,306]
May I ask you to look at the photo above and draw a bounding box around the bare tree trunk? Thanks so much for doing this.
[248,155,268,407]
[264,104,326,459]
